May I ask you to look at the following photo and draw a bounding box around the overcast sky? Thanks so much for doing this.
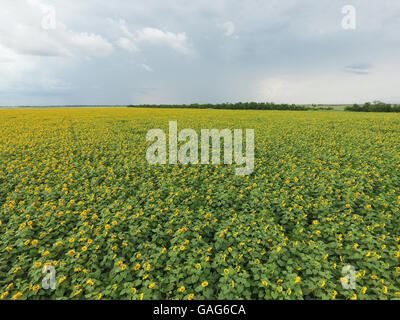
[0,0,399,106]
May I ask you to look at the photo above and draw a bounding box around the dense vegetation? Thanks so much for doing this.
[1,108,400,300]
[128,102,332,111]
[345,101,400,113]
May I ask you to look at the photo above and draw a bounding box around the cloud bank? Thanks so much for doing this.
[0,0,399,105]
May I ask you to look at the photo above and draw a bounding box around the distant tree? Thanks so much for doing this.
[345,101,398,113]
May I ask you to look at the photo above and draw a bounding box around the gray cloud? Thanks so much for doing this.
[0,0,399,106]
[344,63,373,75]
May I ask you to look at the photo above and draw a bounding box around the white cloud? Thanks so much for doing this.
[116,20,192,54]
[117,37,138,52]
[135,27,191,54]
[119,19,134,38]
[0,0,113,58]
[141,63,153,72]
[62,30,113,57]
[218,21,235,36]
[0,0,113,101]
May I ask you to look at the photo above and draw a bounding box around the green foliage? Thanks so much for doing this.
[128,102,311,111]
[0,108,400,300]
[345,101,400,113]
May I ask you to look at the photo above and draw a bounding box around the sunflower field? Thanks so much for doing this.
[1,107,400,300]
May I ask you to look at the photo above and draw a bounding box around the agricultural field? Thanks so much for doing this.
[1,107,400,300]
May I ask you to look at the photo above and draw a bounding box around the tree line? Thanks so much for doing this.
[345,101,400,113]
[127,102,331,111]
